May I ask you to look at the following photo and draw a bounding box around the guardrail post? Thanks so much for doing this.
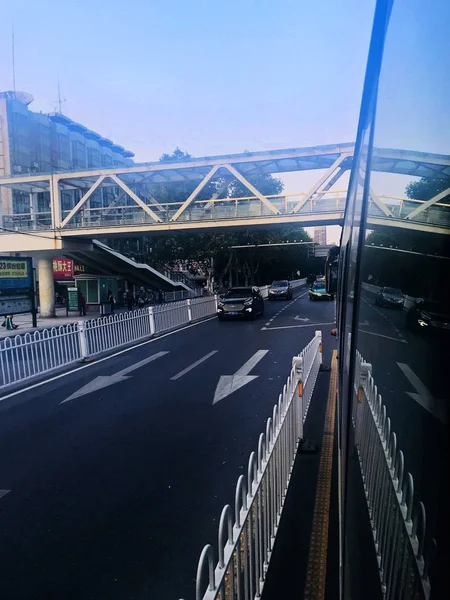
[148,306,155,335]
[77,320,89,360]
[214,294,218,311]
[292,355,304,441]
[187,298,193,322]
[316,330,323,366]
[355,361,372,446]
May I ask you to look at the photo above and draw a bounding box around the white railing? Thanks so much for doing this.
[0,297,218,391]
[0,325,81,389]
[163,288,204,303]
[259,278,306,299]
[353,351,434,600]
[190,296,218,321]
[83,309,152,357]
[193,332,322,600]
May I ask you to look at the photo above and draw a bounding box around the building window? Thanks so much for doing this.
[87,147,100,168]
[12,191,30,214]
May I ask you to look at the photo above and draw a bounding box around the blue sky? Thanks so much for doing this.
[1,0,375,161]
[2,0,449,244]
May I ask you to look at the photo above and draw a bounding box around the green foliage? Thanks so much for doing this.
[405,177,449,201]
[361,176,450,297]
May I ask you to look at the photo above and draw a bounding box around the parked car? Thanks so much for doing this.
[406,299,450,334]
[217,286,264,320]
[268,280,293,300]
[375,287,404,308]
[309,280,334,301]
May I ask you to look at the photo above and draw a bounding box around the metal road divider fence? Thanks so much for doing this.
[0,284,307,391]
[192,331,322,600]
[353,351,434,600]
[0,296,218,391]
[0,325,82,390]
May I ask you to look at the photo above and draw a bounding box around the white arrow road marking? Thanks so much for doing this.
[397,363,446,425]
[213,350,268,405]
[170,350,218,380]
[61,351,169,404]
[294,316,310,322]
[0,490,10,500]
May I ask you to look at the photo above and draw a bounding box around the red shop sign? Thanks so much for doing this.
[53,257,74,280]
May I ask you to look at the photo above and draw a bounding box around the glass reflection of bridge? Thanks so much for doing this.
[1,143,449,248]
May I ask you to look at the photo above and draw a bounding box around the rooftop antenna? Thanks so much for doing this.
[56,75,66,113]
[12,19,16,92]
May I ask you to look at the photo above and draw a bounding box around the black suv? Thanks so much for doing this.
[268,280,293,300]
[217,287,264,320]
[406,299,450,334]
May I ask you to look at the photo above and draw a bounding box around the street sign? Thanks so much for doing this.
[0,258,33,293]
[0,258,36,322]
[67,287,79,312]
[53,257,74,280]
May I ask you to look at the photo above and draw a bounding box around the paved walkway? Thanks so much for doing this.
[0,306,127,340]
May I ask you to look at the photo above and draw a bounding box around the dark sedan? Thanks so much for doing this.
[268,280,293,300]
[375,287,404,308]
[406,299,450,334]
[217,286,264,320]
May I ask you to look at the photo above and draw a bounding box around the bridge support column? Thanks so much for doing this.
[37,258,55,318]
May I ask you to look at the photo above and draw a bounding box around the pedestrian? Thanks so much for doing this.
[79,292,86,316]
[126,289,134,311]
[1,315,18,330]
[107,289,116,313]
[158,289,164,304]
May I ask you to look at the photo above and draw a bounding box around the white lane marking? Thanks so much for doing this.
[235,350,268,376]
[61,351,170,404]
[0,316,217,403]
[294,316,310,322]
[262,322,335,331]
[213,350,268,404]
[358,330,407,343]
[361,297,407,342]
[170,350,218,381]
[397,363,446,425]
[0,490,10,500]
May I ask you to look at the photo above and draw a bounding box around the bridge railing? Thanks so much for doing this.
[352,351,435,599]
[192,332,322,600]
[3,191,450,233]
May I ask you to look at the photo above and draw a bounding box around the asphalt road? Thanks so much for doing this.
[0,286,336,600]
[356,290,449,546]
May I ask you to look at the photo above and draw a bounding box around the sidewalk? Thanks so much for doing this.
[0,306,128,340]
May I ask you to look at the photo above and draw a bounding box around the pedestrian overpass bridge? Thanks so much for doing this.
[1,142,449,252]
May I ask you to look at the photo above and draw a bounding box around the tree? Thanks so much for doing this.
[361,176,450,296]
[405,177,450,201]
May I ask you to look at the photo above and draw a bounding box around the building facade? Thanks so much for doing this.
[313,226,327,245]
[0,90,135,221]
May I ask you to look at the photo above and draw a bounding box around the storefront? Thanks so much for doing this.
[53,257,121,310]
[75,276,120,305]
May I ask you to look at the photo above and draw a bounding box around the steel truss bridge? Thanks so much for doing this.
[0,143,449,251]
